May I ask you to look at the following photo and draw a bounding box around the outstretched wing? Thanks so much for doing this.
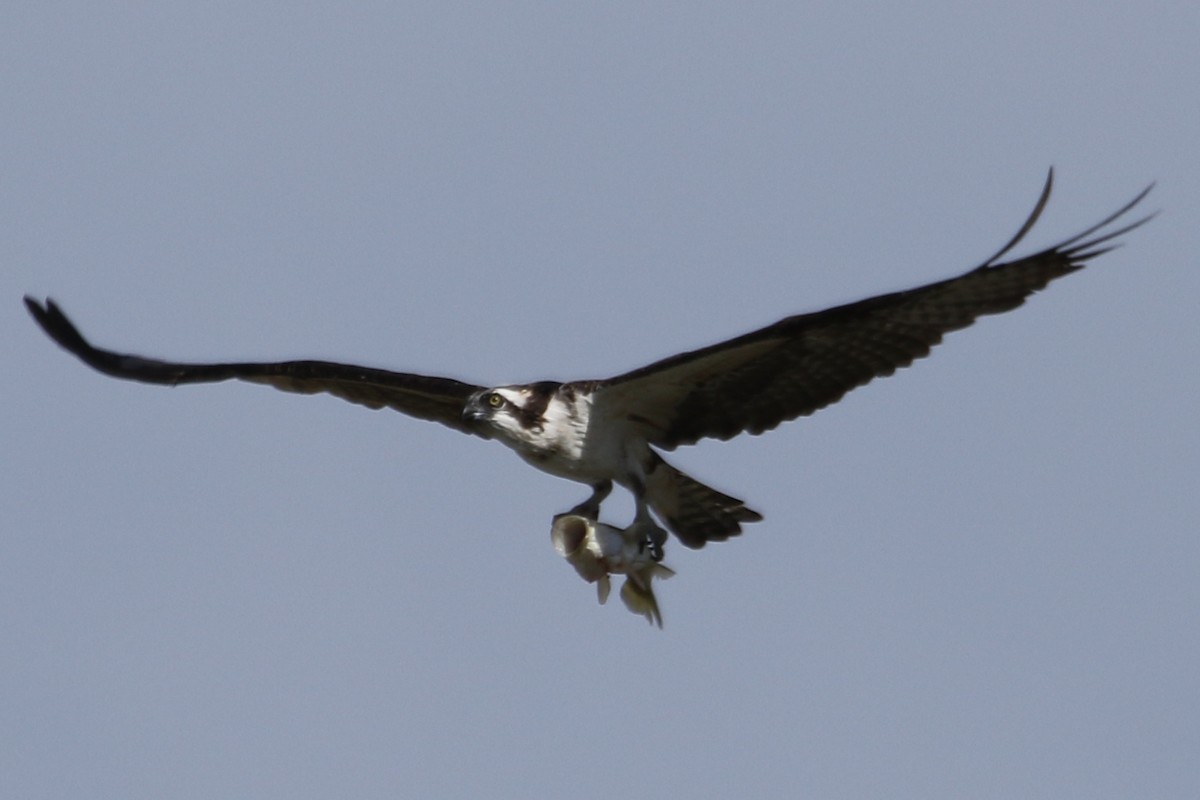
[592,171,1154,449]
[24,297,487,436]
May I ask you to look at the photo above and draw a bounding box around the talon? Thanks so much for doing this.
[633,536,660,560]
[639,525,666,562]
[634,534,662,561]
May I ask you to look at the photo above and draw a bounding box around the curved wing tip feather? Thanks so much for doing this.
[24,295,53,333]
[983,173,1155,268]
[23,294,47,319]
[24,295,65,331]
[24,295,83,350]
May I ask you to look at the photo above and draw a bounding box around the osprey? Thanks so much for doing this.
[25,173,1151,557]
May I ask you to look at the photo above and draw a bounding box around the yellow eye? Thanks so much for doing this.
[488,392,504,408]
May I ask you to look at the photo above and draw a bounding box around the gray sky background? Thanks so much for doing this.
[4,4,1197,798]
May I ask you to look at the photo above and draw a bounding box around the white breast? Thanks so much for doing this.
[492,387,646,488]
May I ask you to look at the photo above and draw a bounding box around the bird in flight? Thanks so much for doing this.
[25,172,1152,560]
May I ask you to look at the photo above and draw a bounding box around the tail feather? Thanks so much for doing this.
[644,454,762,548]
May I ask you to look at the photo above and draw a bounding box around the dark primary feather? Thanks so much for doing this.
[595,172,1155,449]
[22,297,486,435]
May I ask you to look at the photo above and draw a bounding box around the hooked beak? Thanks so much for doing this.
[461,396,493,437]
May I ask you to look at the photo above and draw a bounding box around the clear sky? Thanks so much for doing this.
[4,4,1197,798]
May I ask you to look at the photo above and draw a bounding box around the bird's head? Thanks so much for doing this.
[463,385,549,442]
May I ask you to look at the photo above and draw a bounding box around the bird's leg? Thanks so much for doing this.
[629,481,668,562]
[567,480,612,520]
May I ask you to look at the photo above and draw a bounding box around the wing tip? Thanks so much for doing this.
[982,171,1156,270]
[23,294,51,328]
[25,295,90,355]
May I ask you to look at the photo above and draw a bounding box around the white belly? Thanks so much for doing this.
[514,431,629,483]
[501,392,645,488]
